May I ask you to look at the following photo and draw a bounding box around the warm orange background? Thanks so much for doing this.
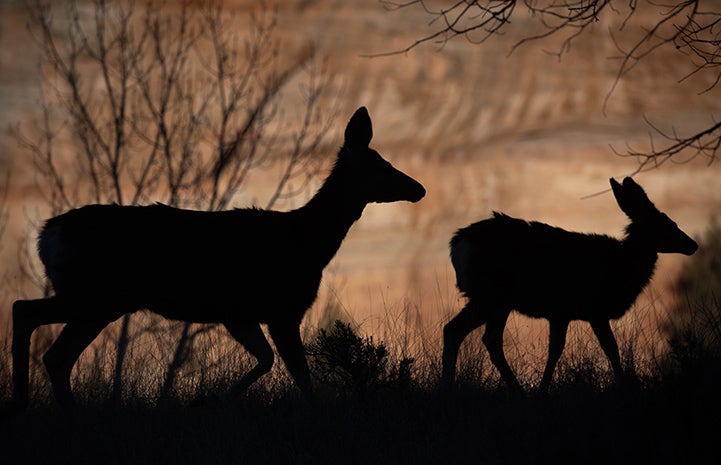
[1,1,719,362]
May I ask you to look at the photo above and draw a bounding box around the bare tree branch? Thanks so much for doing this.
[370,0,517,56]
[14,0,337,402]
[382,0,721,168]
[613,118,721,175]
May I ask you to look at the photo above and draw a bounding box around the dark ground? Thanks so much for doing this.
[2,375,720,465]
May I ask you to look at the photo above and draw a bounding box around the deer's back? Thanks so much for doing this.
[450,212,655,321]
[38,204,324,323]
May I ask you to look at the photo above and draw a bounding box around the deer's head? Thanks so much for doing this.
[339,107,426,204]
[611,177,698,255]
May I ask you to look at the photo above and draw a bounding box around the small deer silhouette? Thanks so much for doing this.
[442,177,697,392]
[12,106,426,407]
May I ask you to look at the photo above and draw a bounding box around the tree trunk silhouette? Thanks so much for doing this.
[113,314,131,404]
[15,0,335,404]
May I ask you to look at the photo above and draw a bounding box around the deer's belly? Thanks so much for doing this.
[514,298,633,322]
[140,271,323,324]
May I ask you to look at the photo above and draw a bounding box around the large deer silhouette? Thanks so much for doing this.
[12,106,426,406]
[442,177,697,392]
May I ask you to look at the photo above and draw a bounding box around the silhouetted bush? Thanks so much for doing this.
[662,218,721,387]
[305,320,414,396]
[673,217,721,308]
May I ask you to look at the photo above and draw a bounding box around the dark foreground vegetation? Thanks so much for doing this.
[2,313,721,465]
[1,376,720,465]
[1,221,720,465]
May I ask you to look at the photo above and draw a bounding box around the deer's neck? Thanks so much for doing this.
[294,164,367,267]
[620,223,659,291]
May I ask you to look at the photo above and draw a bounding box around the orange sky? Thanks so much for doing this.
[1,0,720,366]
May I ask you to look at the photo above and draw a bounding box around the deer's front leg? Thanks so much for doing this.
[538,319,569,392]
[590,319,624,381]
[268,321,312,395]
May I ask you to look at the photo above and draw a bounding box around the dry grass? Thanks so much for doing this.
[1,291,721,465]
[1,219,720,464]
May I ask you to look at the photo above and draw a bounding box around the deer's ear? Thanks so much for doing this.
[621,176,645,195]
[611,176,655,219]
[344,107,373,148]
[610,177,623,199]
[610,177,634,218]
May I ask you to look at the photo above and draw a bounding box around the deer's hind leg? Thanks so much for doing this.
[13,299,50,406]
[43,319,108,406]
[482,309,523,393]
[12,297,69,407]
[12,296,108,407]
[224,322,275,397]
[538,319,570,392]
[442,300,489,387]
